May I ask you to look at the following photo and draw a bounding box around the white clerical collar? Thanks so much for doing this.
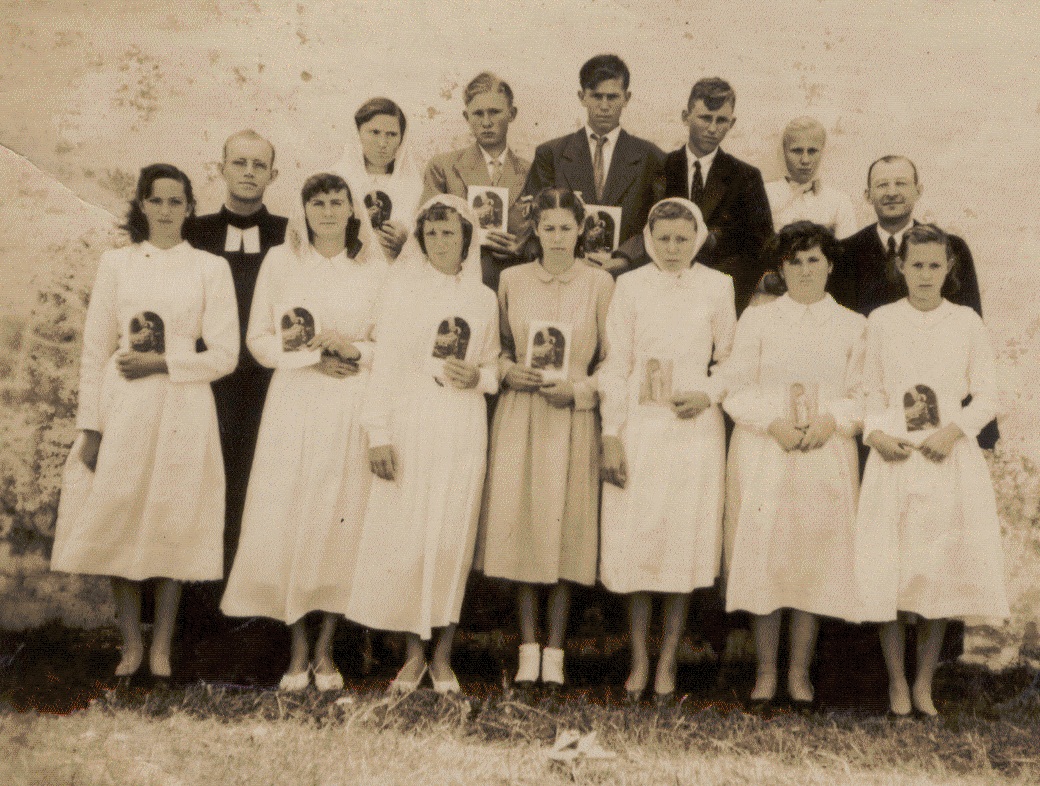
[225,224,262,254]
[585,125,621,147]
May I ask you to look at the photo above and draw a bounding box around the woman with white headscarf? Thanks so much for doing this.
[221,171,388,692]
[331,97,423,263]
[344,195,500,695]
[598,197,736,706]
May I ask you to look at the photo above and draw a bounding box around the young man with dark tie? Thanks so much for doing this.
[421,72,531,293]
[185,130,288,587]
[522,54,664,275]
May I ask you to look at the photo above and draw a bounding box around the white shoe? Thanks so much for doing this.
[313,663,345,692]
[432,669,461,695]
[278,667,311,692]
[541,647,565,686]
[389,659,427,694]
[515,643,541,685]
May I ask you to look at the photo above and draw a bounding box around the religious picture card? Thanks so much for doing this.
[789,381,819,428]
[638,357,674,405]
[904,384,941,433]
[582,205,622,255]
[525,320,572,384]
[276,304,321,368]
[425,315,473,382]
[468,185,509,238]
[364,189,393,229]
[125,311,165,354]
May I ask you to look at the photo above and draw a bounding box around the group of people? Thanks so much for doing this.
[50,54,1009,719]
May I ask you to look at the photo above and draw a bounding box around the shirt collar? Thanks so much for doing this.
[586,125,622,147]
[533,260,580,283]
[877,219,915,248]
[785,176,820,195]
[478,145,508,167]
[140,240,188,256]
[776,291,835,320]
[685,144,719,172]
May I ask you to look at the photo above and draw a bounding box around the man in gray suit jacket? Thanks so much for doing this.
[521,54,665,275]
[422,72,531,293]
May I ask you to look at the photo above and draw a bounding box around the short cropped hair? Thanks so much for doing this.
[763,220,839,276]
[414,202,475,260]
[300,173,362,257]
[647,200,698,232]
[782,116,826,148]
[900,222,960,294]
[866,155,919,189]
[523,187,586,260]
[222,129,276,167]
[687,77,736,112]
[121,163,196,244]
[579,54,630,91]
[354,97,407,138]
[464,72,514,107]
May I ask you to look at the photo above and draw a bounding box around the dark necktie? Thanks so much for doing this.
[592,134,606,201]
[886,236,901,283]
[691,160,705,205]
[489,157,502,186]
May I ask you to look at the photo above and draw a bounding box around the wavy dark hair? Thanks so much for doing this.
[521,187,586,261]
[301,173,363,258]
[760,220,839,295]
[121,163,196,244]
[414,202,474,260]
[899,222,960,295]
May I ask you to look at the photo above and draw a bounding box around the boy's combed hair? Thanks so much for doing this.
[121,163,196,244]
[414,203,475,260]
[687,77,736,111]
[300,172,362,257]
[464,72,514,107]
[354,96,408,138]
[579,54,630,91]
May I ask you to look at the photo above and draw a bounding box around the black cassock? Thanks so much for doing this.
[186,206,288,579]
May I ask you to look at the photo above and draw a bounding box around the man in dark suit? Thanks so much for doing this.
[521,54,664,274]
[834,154,995,449]
[185,130,288,580]
[618,78,773,313]
[421,72,531,293]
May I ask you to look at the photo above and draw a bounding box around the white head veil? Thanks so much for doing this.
[284,170,379,263]
[330,99,423,259]
[641,197,710,272]
[406,193,483,284]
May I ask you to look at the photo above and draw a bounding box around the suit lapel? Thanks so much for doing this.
[500,149,526,203]
[699,150,733,223]
[456,144,491,189]
[559,130,598,202]
[600,129,640,205]
[665,149,688,199]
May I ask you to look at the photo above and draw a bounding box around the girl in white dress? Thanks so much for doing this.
[332,97,423,263]
[51,164,239,681]
[599,198,736,705]
[220,173,387,691]
[722,222,866,707]
[856,223,1009,717]
[345,195,499,695]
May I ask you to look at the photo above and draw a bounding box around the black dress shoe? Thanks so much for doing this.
[624,688,645,707]
[653,691,675,711]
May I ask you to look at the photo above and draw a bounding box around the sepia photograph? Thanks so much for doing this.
[2,1,1040,784]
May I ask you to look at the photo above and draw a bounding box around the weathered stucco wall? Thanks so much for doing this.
[1,0,1038,667]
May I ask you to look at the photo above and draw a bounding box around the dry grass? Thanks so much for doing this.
[3,679,1039,786]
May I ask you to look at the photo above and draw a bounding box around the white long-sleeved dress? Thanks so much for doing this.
[345,259,499,638]
[598,262,736,594]
[722,293,866,620]
[51,241,239,581]
[855,299,1009,622]
[220,244,388,624]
